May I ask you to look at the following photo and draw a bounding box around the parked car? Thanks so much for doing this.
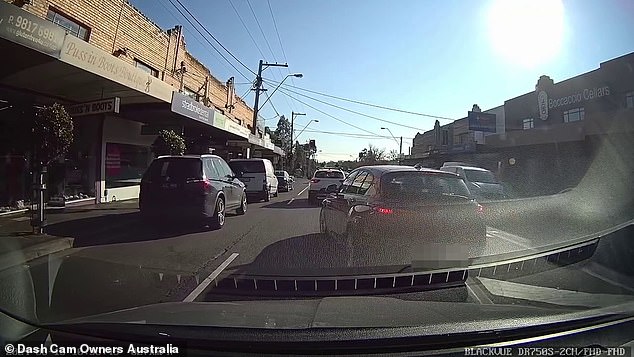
[320,165,486,246]
[439,163,506,200]
[229,159,278,202]
[308,168,346,205]
[139,155,247,229]
[275,170,293,192]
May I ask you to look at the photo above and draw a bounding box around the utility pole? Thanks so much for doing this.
[252,60,288,135]
[399,136,403,157]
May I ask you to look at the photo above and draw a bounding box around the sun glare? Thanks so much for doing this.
[487,0,565,68]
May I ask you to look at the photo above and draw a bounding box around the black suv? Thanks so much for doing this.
[139,155,247,229]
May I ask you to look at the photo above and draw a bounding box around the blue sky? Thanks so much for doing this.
[130,0,634,161]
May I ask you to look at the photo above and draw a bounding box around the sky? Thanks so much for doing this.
[130,0,634,162]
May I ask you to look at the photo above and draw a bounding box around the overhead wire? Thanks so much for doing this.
[156,0,235,75]
[275,88,382,137]
[227,0,267,60]
[171,0,256,77]
[263,77,455,121]
[274,84,428,132]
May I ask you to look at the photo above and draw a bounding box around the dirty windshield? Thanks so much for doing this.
[0,0,633,353]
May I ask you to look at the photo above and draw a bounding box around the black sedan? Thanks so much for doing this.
[319,165,486,247]
[275,170,294,192]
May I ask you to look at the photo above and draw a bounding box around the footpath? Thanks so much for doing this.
[0,200,138,270]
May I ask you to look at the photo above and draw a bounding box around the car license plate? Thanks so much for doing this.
[162,183,178,189]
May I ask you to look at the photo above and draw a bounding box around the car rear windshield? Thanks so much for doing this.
[382,172,471,199]
[229,160,265,174]
[464,169,498,183]
[314,171,344,179]
[143,158,202,182]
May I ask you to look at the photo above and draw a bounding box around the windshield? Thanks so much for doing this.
[228,160,265,174]
[314,170,344,179]
[464,169,498,184]
[383,172,471,199]
[1,0,633,350]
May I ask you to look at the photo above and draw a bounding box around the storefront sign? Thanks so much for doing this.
[171,91,213,125]
[60,36,174,102]
[468,111,496,133]
[67,97,120,117]
[225,119,250,138]
[249,134,265,147]
[539,86,611,115]
[0,1,65,57]
[213,112,250,138]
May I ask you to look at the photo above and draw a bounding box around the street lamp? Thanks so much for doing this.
[256,73,303,116]
[295,119,319,139]
[381,127,403,158]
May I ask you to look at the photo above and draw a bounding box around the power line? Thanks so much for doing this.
[156,0,234,74]
[245,0,277,62]
[263,77,455,121]
[227,0,267,60]
[272,82,428,132]
[296,128,414,140]
[171,0,256,77]
[276,88,382,137]
[262,89,280,117]
[166,0,251,81]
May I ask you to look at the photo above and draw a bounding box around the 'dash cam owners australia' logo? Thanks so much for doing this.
[537,90,549,121]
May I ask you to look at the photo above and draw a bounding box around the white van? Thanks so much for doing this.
[228,159,278,202]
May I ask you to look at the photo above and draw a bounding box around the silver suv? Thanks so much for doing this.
[439,163,506,200]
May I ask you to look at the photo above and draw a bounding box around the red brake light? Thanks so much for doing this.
[374,207,394,215]
[187,179,212,193]
[311,179,320,183]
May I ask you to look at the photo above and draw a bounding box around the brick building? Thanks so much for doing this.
[0,0,281,207]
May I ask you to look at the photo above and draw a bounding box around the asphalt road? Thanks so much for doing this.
[1,178,633,323]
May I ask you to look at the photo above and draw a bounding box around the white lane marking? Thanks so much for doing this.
[12,217,30,222]
[581,262,634,294]
[487,227,532,248]
[297,184,310,196]
[287,198,295,205]
[183,253,239,302]
[465,277,493,304]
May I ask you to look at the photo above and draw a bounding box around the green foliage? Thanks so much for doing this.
[153,130,186,156]
[272,115,291,154]
[33,103,74,165]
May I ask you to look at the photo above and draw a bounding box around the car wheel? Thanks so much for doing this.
[264,189,271,202]
[236,193,247,215]
[210,197,226,229]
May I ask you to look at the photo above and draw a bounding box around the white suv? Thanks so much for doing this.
[308,169,346,204]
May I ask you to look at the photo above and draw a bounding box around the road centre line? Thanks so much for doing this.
[183,252,239,302]
[297,184,310,196]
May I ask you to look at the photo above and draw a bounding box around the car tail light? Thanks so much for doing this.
[187,179,212,193]
[373,207,394,215]
[311,179,320,183]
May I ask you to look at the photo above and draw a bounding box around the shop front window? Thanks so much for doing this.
[105,143,152,189]
[523,118,534,130]
[46,8,90,41]
[563,107,585,123]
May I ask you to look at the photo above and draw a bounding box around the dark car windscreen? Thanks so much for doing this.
[229,161,265,175]
[314,171,344,179]
[464,169,498,183]
[143,158,202,182]
[382,172,471,200]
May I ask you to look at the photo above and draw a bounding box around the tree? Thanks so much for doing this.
[272,115,291,154]
[386,149,399,161]
[33,103,74,166]
[293,140,306,174]
[358,144,385,164]
[153,130,186,156]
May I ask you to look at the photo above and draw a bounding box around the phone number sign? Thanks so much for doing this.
[0,1,65,57]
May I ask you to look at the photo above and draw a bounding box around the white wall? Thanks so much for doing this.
[98,116,157,203]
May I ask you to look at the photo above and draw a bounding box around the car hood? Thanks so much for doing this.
[53,296,634,331]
